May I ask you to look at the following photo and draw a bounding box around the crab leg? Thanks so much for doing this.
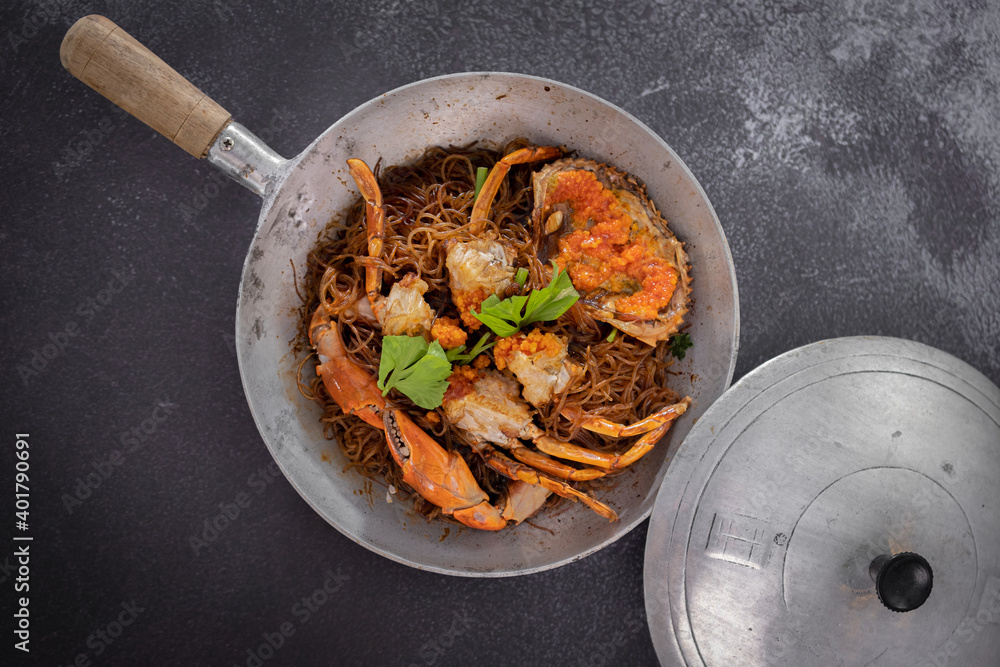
[536,398,691,470]
[562,398,691,438]
[475,443,618,522]
[470,146,562,234]
[346,158,385,309]
[508,442,606,481]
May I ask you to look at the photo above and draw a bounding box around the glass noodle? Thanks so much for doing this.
[296,140,682,521]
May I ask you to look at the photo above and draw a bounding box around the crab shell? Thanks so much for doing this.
[532,158,691,346]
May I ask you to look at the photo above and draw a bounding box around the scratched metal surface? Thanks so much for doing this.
[1,1,999,666]
[645,337,1000,666]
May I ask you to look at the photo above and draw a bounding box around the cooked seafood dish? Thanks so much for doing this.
[298,140,692,530]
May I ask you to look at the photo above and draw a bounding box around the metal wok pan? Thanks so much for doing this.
[61,15,739,576]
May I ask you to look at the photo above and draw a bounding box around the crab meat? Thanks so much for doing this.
[377,274,434,337]
[445,238,517,329]
[532,158,691,345]
[500,481,552,524]
[493,328,582,408]
[443,367,536,444]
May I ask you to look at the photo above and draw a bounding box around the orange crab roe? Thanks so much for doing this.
[431,316,468,350]
[547,170,678,321]
[452,287,490,330]
[493,330,564,370]
[443,365,479,402]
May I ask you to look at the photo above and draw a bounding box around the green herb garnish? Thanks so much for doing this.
[473,166,488,201]
[669,332,693,360]
[377,336,452,409]
[514,267,529,287]
[473,261,579,337]
[606,329,618,343]
[445,332,495,364]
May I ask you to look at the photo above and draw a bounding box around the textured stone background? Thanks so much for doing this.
[2,1,998,666]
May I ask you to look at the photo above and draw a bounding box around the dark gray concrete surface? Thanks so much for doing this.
[2,1,998,665]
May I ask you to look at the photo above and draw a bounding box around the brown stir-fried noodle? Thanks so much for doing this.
[296,139,681,519]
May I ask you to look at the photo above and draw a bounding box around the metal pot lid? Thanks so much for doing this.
[644,336,1000,666]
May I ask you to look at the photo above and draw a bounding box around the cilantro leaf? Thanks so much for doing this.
[669,332,693,360]
[472,262,579,337]
[377,336,453,409]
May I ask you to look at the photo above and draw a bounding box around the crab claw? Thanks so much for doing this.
[383,409,508,530]
[309,307,385,430]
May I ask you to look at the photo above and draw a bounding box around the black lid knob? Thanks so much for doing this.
[869,552,933,612]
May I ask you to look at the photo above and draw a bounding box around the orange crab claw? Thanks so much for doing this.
[538,398,691,470]
[470,146,562,234]
[309,307,385,430]
[383,409,508,531]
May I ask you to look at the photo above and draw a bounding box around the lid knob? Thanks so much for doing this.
[868,552,933,612]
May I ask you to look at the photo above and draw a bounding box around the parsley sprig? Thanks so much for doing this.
[669,332,693,360]
[473,262,579,337]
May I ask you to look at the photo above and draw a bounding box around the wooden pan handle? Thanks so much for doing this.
[60,15,231,158]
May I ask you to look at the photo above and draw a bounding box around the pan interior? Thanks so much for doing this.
[235,72,738,576]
